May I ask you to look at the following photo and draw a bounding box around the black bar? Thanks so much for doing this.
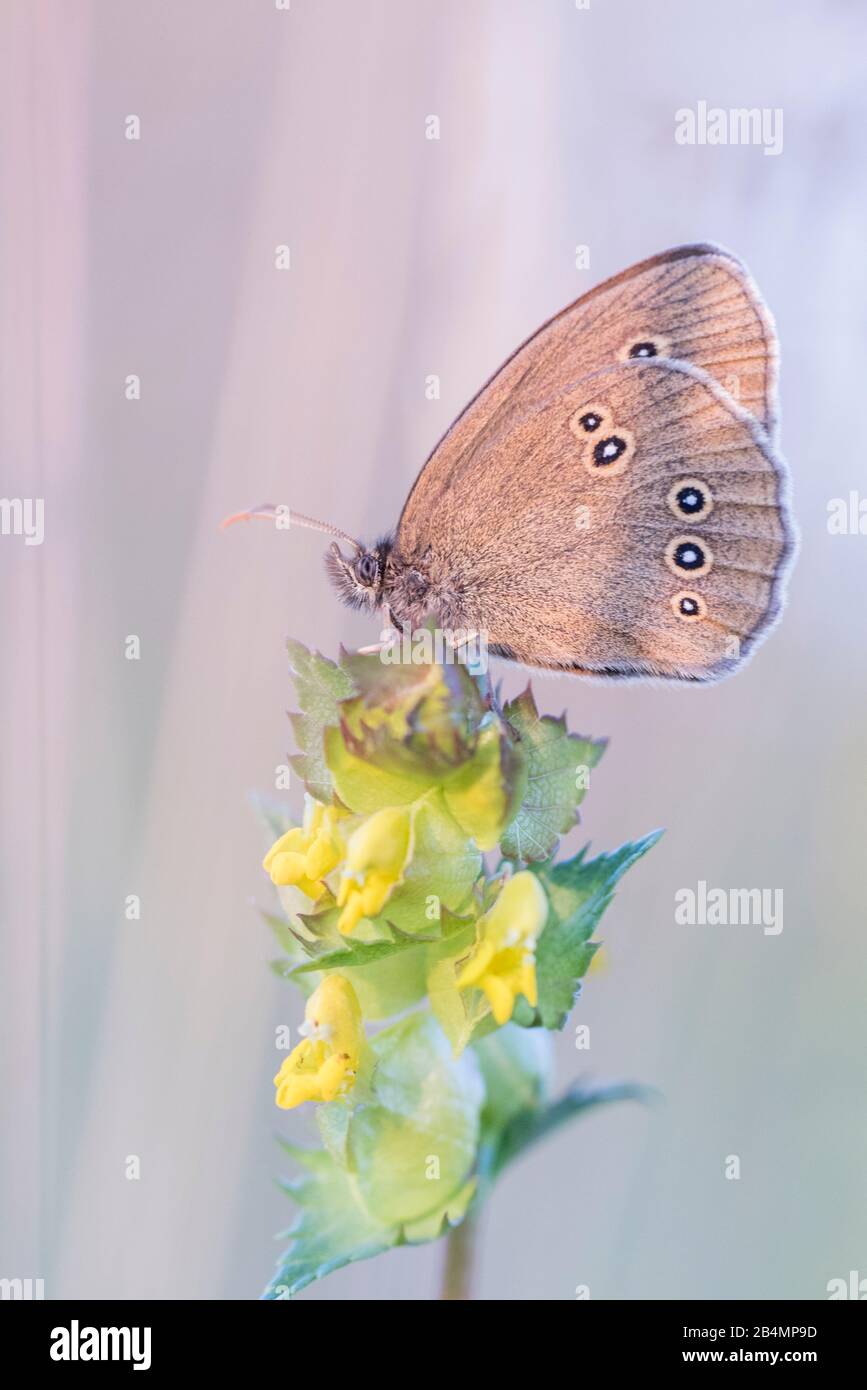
[2,1298,863,1373]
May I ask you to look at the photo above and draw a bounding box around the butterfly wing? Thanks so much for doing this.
[399,244,778,567]
[396,357,794,681]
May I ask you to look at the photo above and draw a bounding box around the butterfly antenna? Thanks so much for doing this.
[220,504,362,551]
[291,511,364,551]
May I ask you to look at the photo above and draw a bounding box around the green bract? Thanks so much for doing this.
[259,640,660,1298]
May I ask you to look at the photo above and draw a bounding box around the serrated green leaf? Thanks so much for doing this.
[289,907,469,977]
[294,898,347,947]
[491,1079,653,1177]
[500,688,606,863]
[525,832,662,1028]
[274,879,329,936]
[287,639,356,802]
[261,909,304,961]
[278,904,433,1018]
[263,1152,398,1298]
[290,928,431,976]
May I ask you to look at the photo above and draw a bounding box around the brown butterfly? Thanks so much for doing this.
[224,244,795,682]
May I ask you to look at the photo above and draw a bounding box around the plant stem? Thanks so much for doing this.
[440,1211,479,1300]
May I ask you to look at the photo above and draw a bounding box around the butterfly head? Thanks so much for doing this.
[325,537,394,613]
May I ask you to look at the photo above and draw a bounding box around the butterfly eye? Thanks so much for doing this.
[671,591,707,621]
[665,534,713,577]
[667,477,713,522]
[356,554,377,584]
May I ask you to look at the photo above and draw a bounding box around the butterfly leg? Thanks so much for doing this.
[356,605,399,655]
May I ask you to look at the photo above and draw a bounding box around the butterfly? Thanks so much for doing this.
[224,244,795,682]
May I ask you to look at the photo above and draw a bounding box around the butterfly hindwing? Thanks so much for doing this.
[397,357,793,681]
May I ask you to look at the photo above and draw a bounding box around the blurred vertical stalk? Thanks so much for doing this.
[440,1211,479,1300]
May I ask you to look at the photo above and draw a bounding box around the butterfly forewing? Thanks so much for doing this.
[399,244,778,565]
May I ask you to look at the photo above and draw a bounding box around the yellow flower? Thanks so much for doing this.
[456,871,547,1025]
[336,807,412,935]
[263,799,346,901]
[273,976,366,1109]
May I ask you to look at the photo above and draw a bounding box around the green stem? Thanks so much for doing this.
[440,1210,479,1300]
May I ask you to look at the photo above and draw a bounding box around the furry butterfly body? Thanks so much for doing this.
[231,244,795,682]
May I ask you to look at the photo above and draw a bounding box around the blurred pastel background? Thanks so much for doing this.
[3,0,866,1300]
